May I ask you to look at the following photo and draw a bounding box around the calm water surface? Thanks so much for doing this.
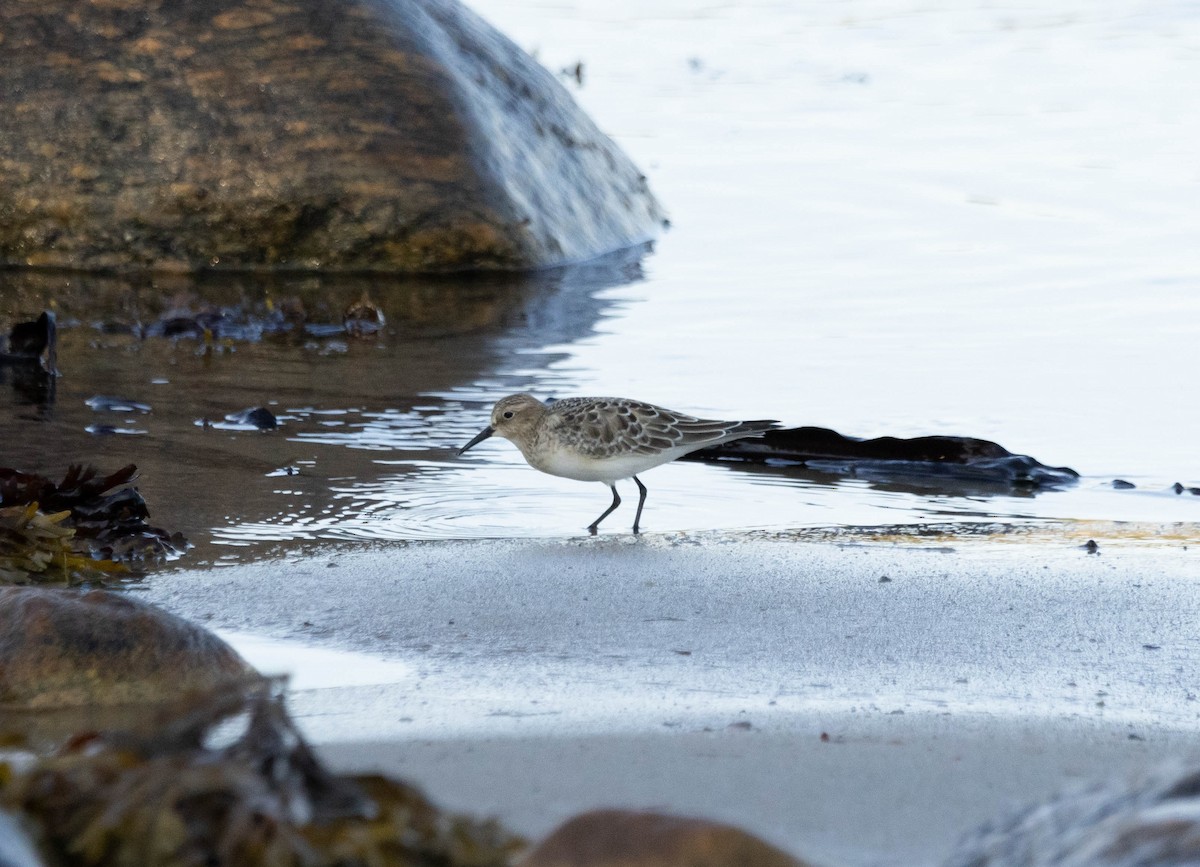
[2,0,1199,560]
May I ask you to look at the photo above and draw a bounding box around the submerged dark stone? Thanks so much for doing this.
[685,426,1079,492]
[0,311,57,405]
[3,312,56,361]
[0,0,664,273]
[199,406,280,431]
[229,406,279,431]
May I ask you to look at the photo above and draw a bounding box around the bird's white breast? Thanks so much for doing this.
[527,445,687,483]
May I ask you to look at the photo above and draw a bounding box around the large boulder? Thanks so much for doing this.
[0,0,664,273]
[0,587,255,708]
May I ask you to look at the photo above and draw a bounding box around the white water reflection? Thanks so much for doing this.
[213,631,412,691]
[463,0,1200,480]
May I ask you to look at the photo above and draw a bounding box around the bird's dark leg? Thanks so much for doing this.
[588,485,621,535]
[631,475,648,534]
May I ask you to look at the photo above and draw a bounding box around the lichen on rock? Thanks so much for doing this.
[0,0,665,273]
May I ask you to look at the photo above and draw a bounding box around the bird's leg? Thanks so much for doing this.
[588,485,621,535]
[631,475,648,534]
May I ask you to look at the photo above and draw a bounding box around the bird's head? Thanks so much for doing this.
[458,393,546,454]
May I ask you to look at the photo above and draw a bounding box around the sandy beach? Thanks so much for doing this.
[141,528,1200,865]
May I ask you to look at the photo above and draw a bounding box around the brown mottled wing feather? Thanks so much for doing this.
[543,397,639,458]
[628,402,777,455]
[544,397,776,458]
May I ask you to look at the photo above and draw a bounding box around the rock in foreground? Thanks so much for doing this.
[0,0,663,273]
[0,588,254,708]
[521,809,812,867]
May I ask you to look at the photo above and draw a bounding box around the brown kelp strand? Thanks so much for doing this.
[0,679,523,867]
[0,466,189,583]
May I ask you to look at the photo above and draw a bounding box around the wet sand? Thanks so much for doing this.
[142,530,1200,866]
[324,716,1200,867]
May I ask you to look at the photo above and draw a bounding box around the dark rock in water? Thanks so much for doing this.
[1111,479,1136,489]
[231,406,279,431]
[144,303,295,342]
[0,312,58,405]
[0,312,58,401]
[945,762,1200,867]
[344,292,387,337]
[0,588,255,708]
[0,0,663,273]
[204,406,279,431]
[3,312,56,361]
[686,426,1079,492]
[521,809,812,867]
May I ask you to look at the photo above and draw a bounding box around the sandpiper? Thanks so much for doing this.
[458,393,778,534]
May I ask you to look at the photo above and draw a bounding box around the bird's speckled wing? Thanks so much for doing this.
[542,397,777,459]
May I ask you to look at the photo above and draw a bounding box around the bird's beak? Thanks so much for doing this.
[458,425,495,455]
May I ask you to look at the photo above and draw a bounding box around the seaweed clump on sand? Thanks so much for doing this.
[0,465,188,583]
[0,678,522,867]
[688,426,1079,495]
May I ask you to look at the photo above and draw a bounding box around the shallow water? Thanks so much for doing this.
[2,0,1199,559]
[466,0,1200,469]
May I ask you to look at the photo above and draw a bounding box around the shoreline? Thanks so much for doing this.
[318,714,1200,867]
[140,529,1200,865]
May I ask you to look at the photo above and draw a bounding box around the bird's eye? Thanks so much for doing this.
[503,410,514,419]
